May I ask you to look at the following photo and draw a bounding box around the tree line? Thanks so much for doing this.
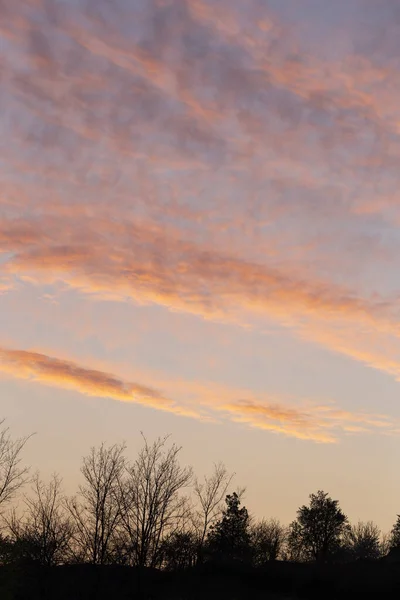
[0,419,399,570]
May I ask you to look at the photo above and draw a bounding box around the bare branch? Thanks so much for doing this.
[0,419,33,511]
[193,462,234,558]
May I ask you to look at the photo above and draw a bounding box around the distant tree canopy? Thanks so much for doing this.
[0,419,396,574]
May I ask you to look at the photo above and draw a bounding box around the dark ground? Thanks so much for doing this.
[1,560,400,599]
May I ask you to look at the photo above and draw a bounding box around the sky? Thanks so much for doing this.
[1,0,400,532]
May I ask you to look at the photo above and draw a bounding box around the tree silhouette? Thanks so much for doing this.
[344,521,381,561]
[117,435,192,568]
[193,462,234,563]
[161,531,197,571]
[0,419,31,512]
[66,442,126,564]
[207,492,251,563]
[288,490,348,562]
[380,532,391,558]
[2,420,399,600]
[390,515,400,550]
[286,520,308,562]
[250,518,287,564]
[6,473,74,566]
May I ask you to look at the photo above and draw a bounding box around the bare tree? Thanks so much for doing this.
[0,419,31,511]
[118,435,192,568]
[193,462,234,562]
[66,442,126,564]
[6,473,74,566]
[251,518,287,564]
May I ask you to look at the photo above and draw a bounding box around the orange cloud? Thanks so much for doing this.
[0,346,201,419]
[0,346,397,444]
[219,399,395,444]
[304,325,400,383]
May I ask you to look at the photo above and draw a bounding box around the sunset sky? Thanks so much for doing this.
[2,0,400,531]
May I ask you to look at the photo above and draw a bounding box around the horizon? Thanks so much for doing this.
[2,0,400,533]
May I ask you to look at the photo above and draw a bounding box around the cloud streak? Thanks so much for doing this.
[0,346,398,444]
[0,346,200,419]
[2,210,400,388]
[220,400,395,444]
[1,214,396,326]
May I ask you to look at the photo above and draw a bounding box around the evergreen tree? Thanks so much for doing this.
[206,492,251,563]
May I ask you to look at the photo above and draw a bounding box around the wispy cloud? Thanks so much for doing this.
[1,214,397,327]
[0,346,200,419]
[2,210,400,386]
[219,400,395,444]
[0,346,397,443]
